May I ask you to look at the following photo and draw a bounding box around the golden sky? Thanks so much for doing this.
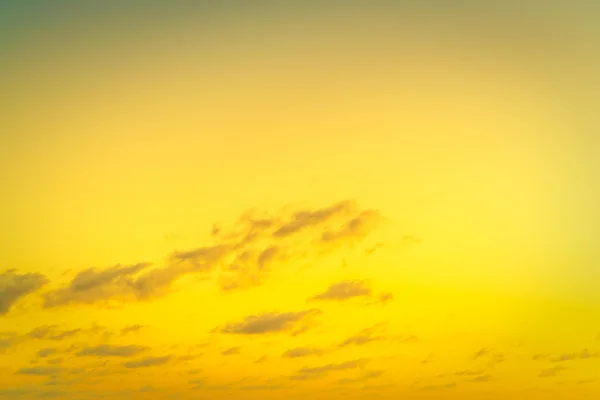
[1,2,600,399]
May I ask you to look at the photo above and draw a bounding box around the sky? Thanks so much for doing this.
[1,1,600,399]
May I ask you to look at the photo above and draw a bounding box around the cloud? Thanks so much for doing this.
[468,374,493,382]
[43,263,153,307]
[454,369,485,377]
[549,349,600,362]
[26,326,81,342]
[0,269,48,315]
[283,347,324,358]
[532,353,549,361]
[178,354,199,361]
[0,387,35,397]
[121,325,144,335]
[320,209,381,244]
[310,280,393,307]
[470,348,504,367]
[221,347,241,356]
[46,358,64,365]
[49,329,80,341]
[37,390,66,398]
[339,324,389,348]
[240,384,286,391]
[217,309,321,335]
[77,344,147,357]
[338,370,384,384]
[298,358,369,375]
[15,366,63,376]
[273,201,356,238]
[0,332,20,350]
[28,326,56,339]
[473,348,491,360]
[123,356,171,368]
[539,366,566,377]
[310,280,373,302]
[42,201,382,307]
[37,348,58,358]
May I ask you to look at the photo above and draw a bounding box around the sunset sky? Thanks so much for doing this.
[1,2,600,399]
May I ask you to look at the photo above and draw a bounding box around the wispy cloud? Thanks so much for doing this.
[41,201,382,307]
[549,349,600,362]
[282,347,325,358]
[221,347,241,356]
[310,280,373,302]
[340,325,386,347]
[291,359,369,380]
[338,370,384,384]
[36,348,58,358]
[539,366,567,378]
[217,309,321,335]
[16,366,63,376]
[123,356,171,368]
[76,344,147,357]
[0,269,48,315]
[121,325,144,335]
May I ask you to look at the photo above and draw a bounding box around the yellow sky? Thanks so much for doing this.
[1,3,600,399]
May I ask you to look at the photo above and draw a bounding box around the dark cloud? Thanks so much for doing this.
[310,280,373,302]
[46,358,63,365]
[320,210,381,244]
[43,263,153,307]
[454,369,485,377]
[468,374,493,382]
[123,355,171,368]
[365,292,394,306]
[283,347,324,358]
[77,344,147,357]
[273,201,356,238]
[121,325,144,335]
[293,358,370,380]
[0,387,35,397]
[49,329,80,341]
[0,331,20,350]
[177,354,199,361]
[42,201,382,307]
[15,366,63,376]
[221,347,241,356]
[310,280,393,306]
[473,348,491,360]
[27,326,81,341]
[37,348,58,358]
[338,370,384,384]
[550,349,599,362]
[28,326,56,339]
[217,309,321,335]
[340,325,386,347]
[0,269,48,315]
[539,366,566,378]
